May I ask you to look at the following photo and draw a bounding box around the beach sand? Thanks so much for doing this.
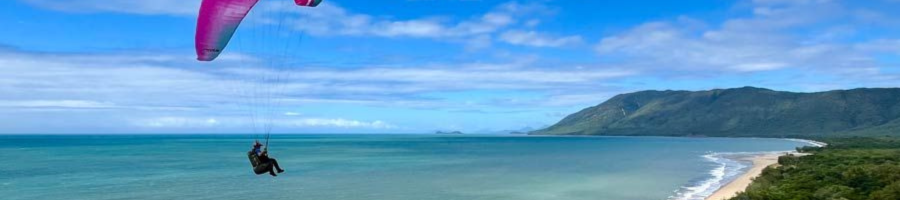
[704,153,783,200]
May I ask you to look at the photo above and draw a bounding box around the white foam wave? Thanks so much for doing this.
[668,152,749,200]
[785,138,827,147]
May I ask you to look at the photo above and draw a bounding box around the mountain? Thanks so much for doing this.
[532,87,900,137]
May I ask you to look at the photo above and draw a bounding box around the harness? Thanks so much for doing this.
[247,151,270,175]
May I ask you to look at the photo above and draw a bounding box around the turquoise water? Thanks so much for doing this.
[0,135,808,200]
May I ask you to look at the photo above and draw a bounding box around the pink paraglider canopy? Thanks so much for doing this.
[195,0,322,61]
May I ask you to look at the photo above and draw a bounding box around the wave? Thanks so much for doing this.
[785,138,827,147]
[668,152,751,200]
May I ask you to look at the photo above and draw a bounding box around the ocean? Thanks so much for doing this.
[0,134,810,200]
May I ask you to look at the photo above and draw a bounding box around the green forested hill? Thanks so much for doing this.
[533,87,900,137]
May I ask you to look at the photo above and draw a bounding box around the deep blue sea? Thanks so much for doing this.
[0,134,810,200]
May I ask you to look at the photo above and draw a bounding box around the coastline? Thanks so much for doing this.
[702,139,825,200]
[786,138,828,147]
[703,153,783,200]
[528,135,829,200]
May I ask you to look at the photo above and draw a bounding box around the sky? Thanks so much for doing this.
[2,0,900,134]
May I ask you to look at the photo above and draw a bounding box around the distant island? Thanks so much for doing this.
[533,87,900,137]
[435,131,464,135]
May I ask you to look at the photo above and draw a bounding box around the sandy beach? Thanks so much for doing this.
[704,153,783,200]
[704,139,826,200]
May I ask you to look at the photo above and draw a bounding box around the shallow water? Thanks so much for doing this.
[0,134,807,200]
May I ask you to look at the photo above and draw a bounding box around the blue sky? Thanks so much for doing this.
[2,0,899,134]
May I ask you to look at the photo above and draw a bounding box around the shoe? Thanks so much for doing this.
[277,169,285,173]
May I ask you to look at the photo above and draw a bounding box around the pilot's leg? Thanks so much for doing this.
[271,158,284,173]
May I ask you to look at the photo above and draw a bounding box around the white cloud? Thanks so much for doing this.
[283,112,302,116]
[487,91,622,107]
[134,116,395,129]
[542,93,619,107]
[19,0,198,15]
[135,117,222,128]
[285,118,395,129]
[272,2,535,39]
[0,47,634,114]
[0,46,641,134]
[20,0,579,48]
[283,67,633,86]
[594,0,892,75]
[248,1,580,48]
[375,20,448,38]
[729,62,789,72]
[0,100,115,109]
[855,39,900,55]
[499,30,583,47]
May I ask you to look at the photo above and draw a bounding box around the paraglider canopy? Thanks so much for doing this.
[195,0,322,61]
[194,0,324,176]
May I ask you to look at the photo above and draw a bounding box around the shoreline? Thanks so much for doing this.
[702,152,784,200]
[702,139,824,200]
[785,138,828,147]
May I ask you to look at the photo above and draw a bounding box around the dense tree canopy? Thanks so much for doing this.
[731,137,900,200]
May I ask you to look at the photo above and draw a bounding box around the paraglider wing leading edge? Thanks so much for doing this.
[195,0,322,61]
